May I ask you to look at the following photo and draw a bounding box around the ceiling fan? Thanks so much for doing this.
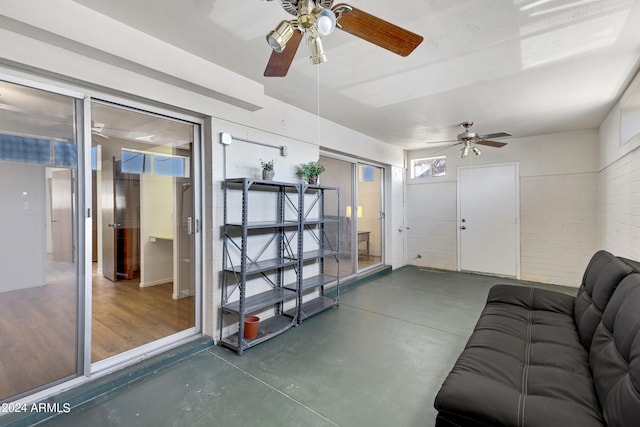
[91,122,111,139]
[263,0,424,77]
[437,122,512,158]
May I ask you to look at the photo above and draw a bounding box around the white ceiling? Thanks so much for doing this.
[72,0,640,150]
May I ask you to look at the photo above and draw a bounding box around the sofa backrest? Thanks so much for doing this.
[574,250,633,350]
[589,273,640,426]
[619,256,640,273]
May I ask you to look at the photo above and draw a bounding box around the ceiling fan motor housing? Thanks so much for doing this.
[457,131,478,141]
[278,0,334,16]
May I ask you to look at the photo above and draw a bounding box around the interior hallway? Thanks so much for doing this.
[35,267,577,427]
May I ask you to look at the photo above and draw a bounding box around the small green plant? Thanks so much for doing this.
[298,161,326,183]
[260,159,274,171]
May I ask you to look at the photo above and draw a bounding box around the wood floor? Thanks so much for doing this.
[358,254,382,270]
[0,261,194,402]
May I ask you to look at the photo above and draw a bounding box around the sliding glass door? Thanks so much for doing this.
[320,155,385,277]
[91,101,197,363]
[357,164,384,271]
[318,156,355,277]
[0,79,82,400]
[0,77,202,403]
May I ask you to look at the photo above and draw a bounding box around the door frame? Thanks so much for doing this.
[88,97,204,374]
[456,162,521,279]
[356,162,385,273]
[0,66,205,405]
[319,152,387,278]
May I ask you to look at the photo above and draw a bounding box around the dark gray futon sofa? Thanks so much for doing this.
[434,250,640,426]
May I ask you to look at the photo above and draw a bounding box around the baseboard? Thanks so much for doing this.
[139,278,172,288]
[172,289,194,299]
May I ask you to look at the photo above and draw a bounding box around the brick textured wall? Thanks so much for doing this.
[520,173,599,286]
[406,130,599,287]
[599,147,640,261]
[406,181,457,271]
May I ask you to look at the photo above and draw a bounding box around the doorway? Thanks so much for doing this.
[356,164,384,271]
[457,162,520,277]
[91,101,198,363]
[0,76,203,402]
[319,155,385,277]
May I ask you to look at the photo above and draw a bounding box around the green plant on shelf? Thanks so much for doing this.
[298,161,325,184]
[260,159,274,171]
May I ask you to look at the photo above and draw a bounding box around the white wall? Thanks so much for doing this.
[0,162,47,291]
[358,166,382,257]
[140,172,174,288]
[0,1,405,338]
[390,165,406,269]
[406,129,600,287]
[406,179,458,271]
[599,70,640,261]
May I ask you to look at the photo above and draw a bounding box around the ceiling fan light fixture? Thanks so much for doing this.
[267,20,296,53]
[308,32,327,64]
[472,146,481,156]
[313,7,336,36]
[460,145,470,158]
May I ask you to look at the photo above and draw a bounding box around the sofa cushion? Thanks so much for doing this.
[435,285,603,427]
[574,251,633,350]
[619,256,640,273]
[589,273,640,426]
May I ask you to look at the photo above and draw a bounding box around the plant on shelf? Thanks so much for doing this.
[260,159,275,180]
[298,160,326,185]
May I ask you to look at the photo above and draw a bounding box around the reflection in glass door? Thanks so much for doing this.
[91,101,197,363]
[319,156,355,277]
[320,156,385,276]
[0,80,81,401]
[357,164,384,271]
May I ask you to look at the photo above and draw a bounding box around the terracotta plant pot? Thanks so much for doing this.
[243,316,260,340]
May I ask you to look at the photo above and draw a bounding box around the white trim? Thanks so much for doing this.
[90,329,199,375]
[0,70,85,99]
[82,95,93,377]
[140,278,173,288]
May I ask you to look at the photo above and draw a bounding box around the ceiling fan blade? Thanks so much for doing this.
[333,4,423,57]
[433,141,464,154]
[476,139,507,148]
[427,138,459,144]
[264,30,303,77]
[479,132,512,139]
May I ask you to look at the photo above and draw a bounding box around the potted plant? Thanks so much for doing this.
[298,160,326,184]
[260,159,275,180]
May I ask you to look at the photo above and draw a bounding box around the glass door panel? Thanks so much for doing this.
[319,156,355,277]
[0,80,80,400]
[91,102,196,362]
[357,164,384,271]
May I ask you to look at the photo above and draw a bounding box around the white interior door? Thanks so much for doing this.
[458,163,520,277]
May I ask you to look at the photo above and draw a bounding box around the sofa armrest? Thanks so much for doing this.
[487,284,575,316]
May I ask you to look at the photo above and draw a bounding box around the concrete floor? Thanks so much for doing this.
[34,266,577,427]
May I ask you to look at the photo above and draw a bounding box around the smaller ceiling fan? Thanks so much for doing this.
[91,122,111,139]
[263,0,424,77]
[435,122,511,158]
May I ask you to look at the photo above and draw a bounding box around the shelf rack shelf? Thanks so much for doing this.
[220,178,339,355]
[294,183,340,324]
